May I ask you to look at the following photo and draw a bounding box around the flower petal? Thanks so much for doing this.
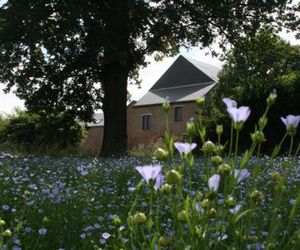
[174,142,197,154]
[208,174,220,192]
[223,98,237,110]
[135,165,162,183]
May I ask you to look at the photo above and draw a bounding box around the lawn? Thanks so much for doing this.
[0,152,299,250]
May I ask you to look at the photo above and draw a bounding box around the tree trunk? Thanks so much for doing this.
[101,62,129,156]
[99,1,130,156]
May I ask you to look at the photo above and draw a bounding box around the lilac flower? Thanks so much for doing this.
[229,204,241,214]
[135,165,162,183]
[281,115,300,129]
[2,204,10,211]
[154,174,164,190]
[102,232,111,240]
[25,227,32,233]
[208,174,220,192]
[235,169,251,183]
[223,98,237,110]
[227,106,251,123]
[38,228,47,236]
[174,142,197,155]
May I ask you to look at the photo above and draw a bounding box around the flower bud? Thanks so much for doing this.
[159,236,171,246]
[208,208,217,218]
[225,196,236,208]
[43,216,49,223]
[132,212,147,224]
[217,163,231,176]
[195,97,205,107]
[267,92,277,107]
[216,125,223,136]
[2,229,12,237]
[201,199,210,209]
[165,170,182,184]
[251,131,266,144]
[195,191,203,201]
[202,141,216,154]
[177,210,188,221]
[250,190,264,203]
[271,172,282,182]
[162,100,170,113]
[160,184,172,193]
[186,122,196,137]
[155,148,169,161]
[211,156,223,166]
[0,220,5,226]
[113,216,121,226]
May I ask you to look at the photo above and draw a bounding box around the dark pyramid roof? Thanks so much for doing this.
[150,55,219,90]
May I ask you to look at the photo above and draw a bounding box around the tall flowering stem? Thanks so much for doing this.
[288,135,294,157]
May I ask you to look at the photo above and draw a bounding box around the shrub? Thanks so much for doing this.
[0,110,86,153]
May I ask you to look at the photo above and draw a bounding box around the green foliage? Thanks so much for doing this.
[0,110,86,153]
[205,30,300,149]
[0,0,298,155]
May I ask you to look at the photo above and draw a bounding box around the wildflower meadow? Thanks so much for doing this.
[1,93,300,250]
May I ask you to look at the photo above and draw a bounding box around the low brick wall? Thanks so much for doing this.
[81,126,103,155]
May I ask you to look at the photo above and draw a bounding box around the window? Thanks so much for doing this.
[142,114,151,130]
[175,106,182,121]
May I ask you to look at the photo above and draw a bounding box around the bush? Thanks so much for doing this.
[0,110,86,153]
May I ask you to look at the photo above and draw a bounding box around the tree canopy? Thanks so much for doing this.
[206,29,300,149]
[0,0,298,155]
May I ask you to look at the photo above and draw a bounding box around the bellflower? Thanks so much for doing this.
[174,142,197,155]
[234,169,250,183]
[281,115,300,129]
[135,165,162,188]
[223,98,237,110]
[208,174,220,192]
[227,106,251,123]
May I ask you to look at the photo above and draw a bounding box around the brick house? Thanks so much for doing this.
[82,55,220,153]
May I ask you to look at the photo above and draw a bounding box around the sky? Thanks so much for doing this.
[0,0,299,114]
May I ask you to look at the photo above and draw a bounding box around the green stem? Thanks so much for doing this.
[234,129,240,163]
[288,136,294,157]
[229,121,234,157]
[295,142,300,156]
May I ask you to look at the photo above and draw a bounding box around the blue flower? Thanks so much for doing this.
[235,169,251,183]
[38,228,47,236]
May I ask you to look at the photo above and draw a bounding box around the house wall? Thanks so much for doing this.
[81,126,103,154]
[127,102,198,149]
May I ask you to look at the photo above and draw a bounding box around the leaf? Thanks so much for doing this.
[271,144,281,158]
[235,209,256,223]
[240,150,250,168]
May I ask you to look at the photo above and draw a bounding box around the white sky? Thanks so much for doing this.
[0,0,299,114]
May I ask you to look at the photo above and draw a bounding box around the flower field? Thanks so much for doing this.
[1,94,300,249]
[0,152,299,250]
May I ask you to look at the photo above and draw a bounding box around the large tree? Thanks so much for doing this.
[0,0,298,155]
